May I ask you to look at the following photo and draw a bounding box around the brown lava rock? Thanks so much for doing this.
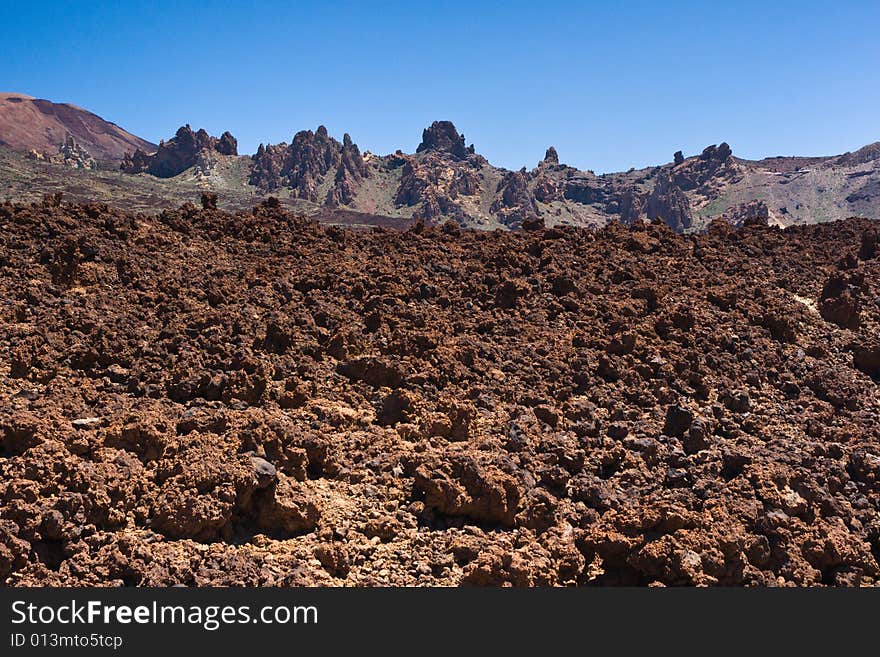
[0,199,878,587]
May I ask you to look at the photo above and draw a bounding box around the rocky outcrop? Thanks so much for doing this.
[121,125,238,178]
[387,121,492,222]
[326,134,368,206]
[621,173,693,231]
[703,142,732,162]
[619,187,647,225]
[243,117,614,224]
[416,121,474,160]
[563,175,615,207]
[533,174,559,202]
[216,131,238,156]
[534,146,564,202]
[29,134,97,170]
[119,148,151,175]
[249,142,287,191]
[647,173,692,231]
[282,126,342,201]
[250,127,369,205]
[819,269,864,329]
[720,200,770,227]
[491,168,538,227]
[394,145,481,222]
[673,142,735,191]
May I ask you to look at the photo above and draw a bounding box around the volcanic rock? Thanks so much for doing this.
[625,172,694,231]
[491,168,539,227]
[326,134,368,206]
[416,121,473,160]
[720,200,770,228]
[251,127,369,206]
[852,340,880,379]
[394,154,479,221]
[859,228,878,260]
[663,404,694,437]
[1,200,880,587]
[121,125,238,178]
[819,270,864,329]
[29,134,97,169]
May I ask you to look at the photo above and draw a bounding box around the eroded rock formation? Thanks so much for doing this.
[121,125,238,178]
[250,127,369,205]
[29,134,97,170]
[416,120,474,160]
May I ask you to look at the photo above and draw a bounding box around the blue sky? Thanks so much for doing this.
[1,1,878,172]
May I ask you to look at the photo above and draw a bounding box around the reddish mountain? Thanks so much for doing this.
[0,92,156,162]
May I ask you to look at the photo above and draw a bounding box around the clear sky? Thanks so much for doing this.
[1,1,878,172]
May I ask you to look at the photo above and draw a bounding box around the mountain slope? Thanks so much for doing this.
[1,94,877,231]
[244,122,880,231]
[0,93,156,162]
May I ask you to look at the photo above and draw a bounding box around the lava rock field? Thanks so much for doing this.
[1,197,879,586]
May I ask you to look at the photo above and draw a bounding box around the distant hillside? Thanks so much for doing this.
[1,94,877,231]
[111,120,880,231]
[110,119,880,231]
[0,93,156,162]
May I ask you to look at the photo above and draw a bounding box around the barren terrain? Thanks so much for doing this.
[1,197,879,586]
[0,94,156,163]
